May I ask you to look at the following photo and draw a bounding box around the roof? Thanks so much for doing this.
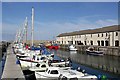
[57,25,120,37]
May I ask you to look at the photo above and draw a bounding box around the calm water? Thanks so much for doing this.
[0,52,6,78]
[1,49,120,79]
[49,49,120,79]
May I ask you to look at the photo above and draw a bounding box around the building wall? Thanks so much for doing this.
[56,31,120,47]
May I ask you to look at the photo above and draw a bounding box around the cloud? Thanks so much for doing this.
[2,16,118,41]
[34,18,117,40]
[96,19,118,27]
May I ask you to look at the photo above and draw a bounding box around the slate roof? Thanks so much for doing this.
[57,25,120,37]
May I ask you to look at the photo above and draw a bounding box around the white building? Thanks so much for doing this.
[56,25,120,47]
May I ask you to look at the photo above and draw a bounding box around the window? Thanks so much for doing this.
[116,32,118,36]
[50,70,59,74]
[46,68,48,72]
[98,34,99,37]
[90,41,93,45]
[101,41,104,46]
[106,33,107,37]
[97,41,100,46]
[105,41,109,46]
[84,41,87,45]
[91,34,92,38]
[102,33,103,37]
[115,40,119,46]
[77,41,82,45]
[41,65,46,68]
[48,70,50,74]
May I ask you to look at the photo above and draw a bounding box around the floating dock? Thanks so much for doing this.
[1,44,25,80]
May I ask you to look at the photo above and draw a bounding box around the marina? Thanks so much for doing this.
[1,2,120,80]
[1,43,120,80]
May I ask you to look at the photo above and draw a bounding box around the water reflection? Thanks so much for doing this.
[49,49,120,76]
[70,51,77,54]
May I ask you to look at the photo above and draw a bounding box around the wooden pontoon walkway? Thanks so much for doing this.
[1,44,25,80]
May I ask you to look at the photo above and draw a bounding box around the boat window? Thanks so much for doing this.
[36,64,40,67]
[41,64,46,68]
[50,70,59,74]
[48,70,50,74]
[46,68,48,72]
[37,57,39,60]
[41,57,45,60]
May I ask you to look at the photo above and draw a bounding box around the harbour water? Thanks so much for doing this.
[49,49,120,79]
[0,52,6,79]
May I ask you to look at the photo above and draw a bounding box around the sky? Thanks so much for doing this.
[2,2,118,41]
[2,0,120,2]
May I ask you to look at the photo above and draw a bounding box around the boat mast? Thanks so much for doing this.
[31,7,34,46]
[25,17,28,44]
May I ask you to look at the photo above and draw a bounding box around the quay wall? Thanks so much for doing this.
[59,44,120,75]
[60,44,120,56]
[58,53,120,75]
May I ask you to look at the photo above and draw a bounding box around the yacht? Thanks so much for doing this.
[69,45,78,51]
[86,47,104,56]
[35,67,97,80]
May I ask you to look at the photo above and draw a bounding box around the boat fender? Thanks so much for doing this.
[97,75,101,80]
[101,75,107,80]
[16,59,20,64]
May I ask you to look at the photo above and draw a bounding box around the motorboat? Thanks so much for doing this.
[35,67,97,80]
[49,59,70,67]
[69,45,77,51]
[29,61,71,72]
[86,47,104,56]
[19,54,53,69]
[35,67,60,79]
[29,62,49,72]
[58,66,97,80]
[47,44,60,50]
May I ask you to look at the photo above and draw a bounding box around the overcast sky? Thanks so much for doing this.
[2,2,118,41]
